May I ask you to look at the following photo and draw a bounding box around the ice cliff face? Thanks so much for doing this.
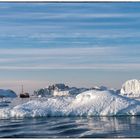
[120,79,140,97]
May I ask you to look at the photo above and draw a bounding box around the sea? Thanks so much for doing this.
[0,116,140,138]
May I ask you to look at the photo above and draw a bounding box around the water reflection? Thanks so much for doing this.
[75,116,140,138]
[1,116,140,138]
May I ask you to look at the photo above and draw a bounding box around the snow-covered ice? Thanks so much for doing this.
[120,79,140,97]
[1,79,140,118]
[1,89,140,118]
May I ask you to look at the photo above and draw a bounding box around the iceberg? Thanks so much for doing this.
[53,90,70,96]
[0,89,17,108]
[120,79,140,97]
[1,89,140,118]
[1,80,140,118]
[34,83,89,97]
[53,87,88,97]
[69,90,140,116]
[0,89,17,98]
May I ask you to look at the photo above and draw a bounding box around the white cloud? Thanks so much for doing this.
[0,47,117,67]
[1,12,140,19]
[0,47,139,71]
[0,63,140,71]
[0,47,115,55]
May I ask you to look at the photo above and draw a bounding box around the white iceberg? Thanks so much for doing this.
[120,79,140,97]
[34,83,89,97]
[69,90,140,116]
[1,89,140,118]
[53,90,70,96]
[53,87,88,97]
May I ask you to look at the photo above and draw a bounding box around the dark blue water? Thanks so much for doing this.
[0,116,140,138]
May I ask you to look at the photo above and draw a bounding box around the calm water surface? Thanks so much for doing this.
[0,116,140,138]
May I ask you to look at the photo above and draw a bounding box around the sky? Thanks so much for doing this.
[0,2,140,93]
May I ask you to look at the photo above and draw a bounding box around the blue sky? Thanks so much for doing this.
[0,2,140,93]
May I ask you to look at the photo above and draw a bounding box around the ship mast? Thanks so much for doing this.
[21,85,24,94]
